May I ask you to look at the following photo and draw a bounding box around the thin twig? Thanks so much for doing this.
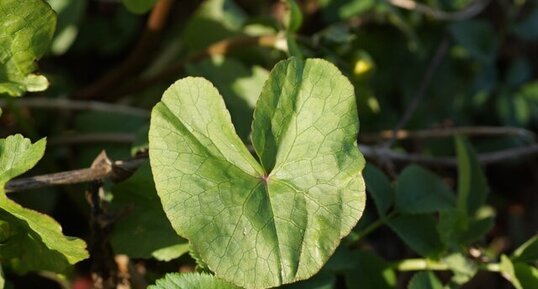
[360,144,538,167]
[384,36,450,148]
[48,133,137,146]
[361,126,535,143]
[388,0,491,21]
[0,98,149,118]
[5,141,538,193]
[75,0,175,100]
[5,151,146,193]
[114,34,284,98]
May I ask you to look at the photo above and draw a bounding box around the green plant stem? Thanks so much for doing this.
[354,211,397,241]
[393,258,500,272]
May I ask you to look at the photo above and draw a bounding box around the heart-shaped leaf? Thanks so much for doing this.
[149,58,365,288]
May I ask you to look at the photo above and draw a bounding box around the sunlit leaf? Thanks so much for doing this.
[0,0,56,96]
[149,58,365,288]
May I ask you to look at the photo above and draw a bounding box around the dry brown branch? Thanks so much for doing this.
[361,126,535,143]
[5,151,146,193]
[5,140,538,193]
[48,133,137,146]
[0,98,149,118]
[361,144,538,167]
[388,0,491,21]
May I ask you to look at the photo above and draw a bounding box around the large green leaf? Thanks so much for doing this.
[149,58,365,288]
[395,165,455,214]
[110,163,189,261]
[0,0,56,96]
[0,135,88,273]
[148,272,240,289]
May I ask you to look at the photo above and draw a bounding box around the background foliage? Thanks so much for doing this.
[0,0,537,288]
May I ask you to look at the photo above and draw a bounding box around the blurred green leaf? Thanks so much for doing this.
[0,135,88,273]
[388,214,444,258]
[512,235,538,263]
[317,0,377,22]
[500,255,523,289]
[110,163,189,261]
[450,20,497,63]
[455,137,488,216]
[182,0,246,51]
[47,0,87,55]
[73,7,140,54]
[505,58,532,88]
[0,0,56,96]
[364,163,394,216]
[407,271,443,289]
[344,251,397,289]
[438,207,494,247]
[282,0,303,32]
[513,262,538,288]
[443,253,478,285]
[518,81,538,102]
[148,272,241,289]
[286,34,303,58]
[395,165,455,214]
[513,8,538,40]
[123,0,157,14]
